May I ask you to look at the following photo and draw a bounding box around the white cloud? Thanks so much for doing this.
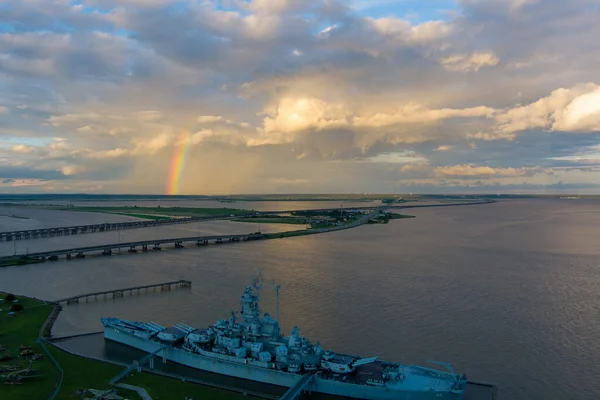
[353,105,497,127]
[11,144,34,153]
[197,115,223,123]
[61,165,86,176]
[262,97,350,135]
[191,129,214,145]
[369,18,454,43]
[496,83,600,133]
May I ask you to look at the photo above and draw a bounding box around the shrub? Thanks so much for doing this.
[4,294,15,302]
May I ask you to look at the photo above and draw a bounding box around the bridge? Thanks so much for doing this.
[53,280,192,305]
[279,373,317,400]
[0,200,495,263]
[1,232,269,262]
[110,345,169,384]
[0,213,258,242]
[0,200,494,242]
[0,202,398,263]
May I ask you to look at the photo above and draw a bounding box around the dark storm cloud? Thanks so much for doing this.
[0,165,65,180]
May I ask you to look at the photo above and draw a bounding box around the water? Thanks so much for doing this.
[0,199,382,212]
[1,199,599,399]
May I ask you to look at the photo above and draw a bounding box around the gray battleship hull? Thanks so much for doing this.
[105,326,463,400]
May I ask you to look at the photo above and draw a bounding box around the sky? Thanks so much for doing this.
[0,0,599,195]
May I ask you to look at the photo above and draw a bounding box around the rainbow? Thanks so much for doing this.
[166,130,192,195]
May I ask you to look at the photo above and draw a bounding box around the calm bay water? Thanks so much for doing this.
[1,199,599,399]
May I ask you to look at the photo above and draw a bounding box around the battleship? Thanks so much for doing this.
[102,277,468,399]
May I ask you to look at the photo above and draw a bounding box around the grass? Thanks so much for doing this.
[46,346,125,399]
[0,292,258,400]
[389,214,415,219]
[367,214,416,224]
[122,371,253,400]
[0,257,44,268]
[232,217,309,225]
[265,229,317,239]
[0,294,58,400]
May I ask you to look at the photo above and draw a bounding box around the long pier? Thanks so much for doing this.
[0,200,494,242]
[53,280,192,305]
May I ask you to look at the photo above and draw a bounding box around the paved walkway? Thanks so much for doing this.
[116,383,152,400]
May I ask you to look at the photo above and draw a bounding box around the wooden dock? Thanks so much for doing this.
[54,280,192,305]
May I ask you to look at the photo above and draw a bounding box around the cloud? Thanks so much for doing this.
[496,83,600,133]
[262,97,350,136]
[131,133,171,155]
[91,148,130,159]
[465,131,516,141]
[61,165,86,176]
[11,144,35,153]
[0,0,598,193]
[137,110,162,122]
[433,165,549,178]
[197,115,223,123]
[352,105,497,127]
[369,18,454,44]
[441,52,500,72]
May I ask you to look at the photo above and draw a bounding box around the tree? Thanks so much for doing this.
[4,294,15,302]
[10,303,23,312]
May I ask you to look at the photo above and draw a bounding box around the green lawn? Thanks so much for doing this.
[122,371,252,400]
[0,294,59,400]
[47,345,125,399]
[0,257,44,268]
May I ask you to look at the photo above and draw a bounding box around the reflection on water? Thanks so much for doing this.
[1,199,600,399]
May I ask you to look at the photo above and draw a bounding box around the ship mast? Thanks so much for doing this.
[274,283,281,323]
[253,270,263,302]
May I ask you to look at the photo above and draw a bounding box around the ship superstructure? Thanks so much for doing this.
[102,277,467,399]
